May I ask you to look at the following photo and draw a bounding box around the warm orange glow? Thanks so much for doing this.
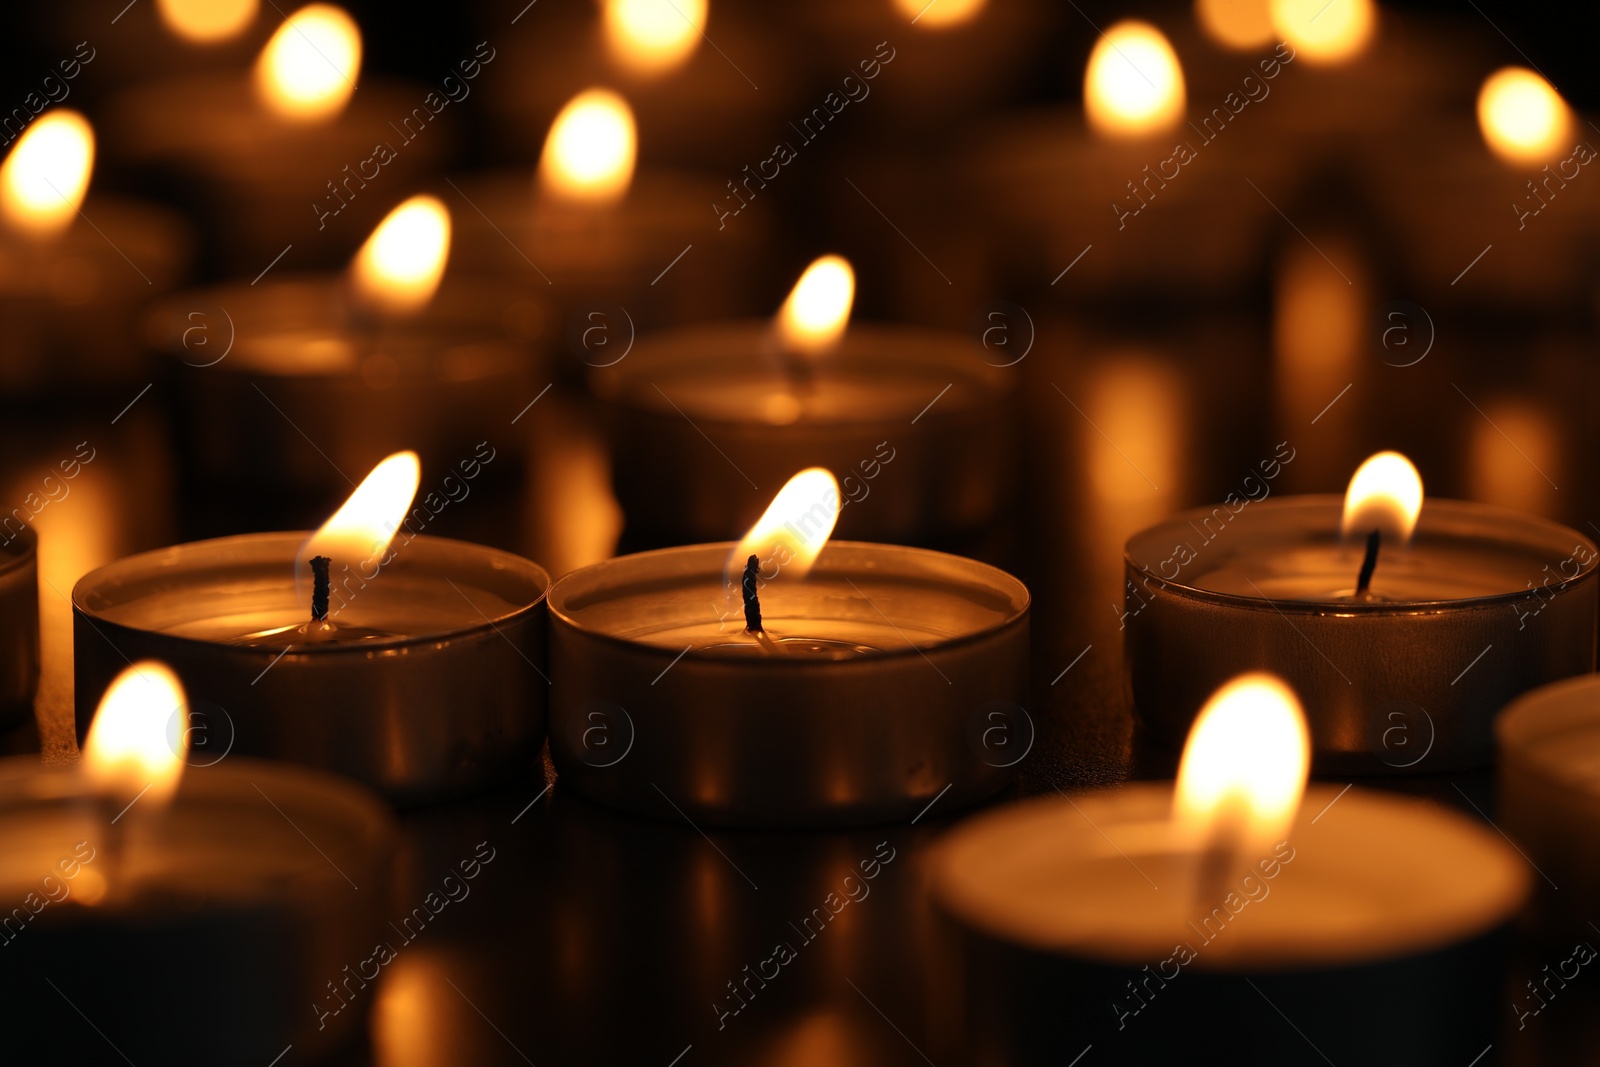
[1195,0,1275,49]
[728,468,841,584]
[1342,451,1423,544]
[350,195,451,316]
[1174,673,1310,850]
[83,662,188,807]
[892,0,988,29]
[255,4,361,122]
[0,110,94,240]
[602,0,706,75]
[1084,21,1185,138]
[300,451,422,575]
[158,0,259,42]
[1469,401,1558,516]
[776,255,855,356]
[1478,68,1571,166]
[1270,0,1374,65]
[539,89,637,204]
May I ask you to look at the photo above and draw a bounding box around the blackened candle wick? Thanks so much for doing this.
[310,555,332,622]
[1355,529,1381,597]
[742,554,763,634]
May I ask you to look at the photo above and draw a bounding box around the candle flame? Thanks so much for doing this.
[1084,21,1185,138]
[83,661,189,807]
[1269,0,1373,65]
[892,0,987,28]
[0,110,94,240]
[255,3,361,122]
[1478,68,1571,166]
[728,468,842,585]
[300,451,422,578]
[350,195,452,316]
[1174,673,1310,852]
[539,89,637,204]
[158,0,259,42]
[1195,0,1275,49]
[776,255,855,356]
[603,0,706,75]
[1341,451,1423,544]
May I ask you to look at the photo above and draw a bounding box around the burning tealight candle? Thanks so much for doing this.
[932,674,1529,1064]
[1269,0,1374,65]
[545,468,1030,827]
[595,255,1015,548]
[71,453,550,805]
[1124,452,1598,772]
[601,0,706,76]
[1084,20,1187,139]
[1477,66,1572,166]
[0,110,190,396]
[157,0,260,44]
[0,662,395,1064]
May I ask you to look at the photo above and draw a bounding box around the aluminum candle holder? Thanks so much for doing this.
[1124,496,1598,773]
[0,528,39,732]
[546,541,1030,827]
[72,533,549,806]
[593,322,1015,547]
[0,756,395,1066]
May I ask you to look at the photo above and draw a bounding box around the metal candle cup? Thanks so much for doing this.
[0,528,39,731]
[1124,496,1598,773]
[546,541,1030,827]
[0,756,394,1066]
[593,322,1015,547]
[72,533,549,806]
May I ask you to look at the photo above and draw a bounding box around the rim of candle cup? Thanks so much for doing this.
[547,540,1029,660]
[592,320,1013,424]
[1124,495,1598,612]
[1497,675,1600,789]
[72,532,549,653]
[0,526,37,576]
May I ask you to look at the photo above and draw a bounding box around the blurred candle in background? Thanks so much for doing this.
[1270,0,1375,65]
[156,0,260,43]
[1477,67,1571,166]
[1194,0,1275,51]
[601,0,706,75]
[1084,21,1186,139]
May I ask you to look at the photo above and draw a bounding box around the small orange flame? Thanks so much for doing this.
[1175,673,1310,851]
[1342,451,1423,544]
[1478,68,1571,166]
[728,468,842,585]
[255,3,361,122]
[350,195,451,316]
[1084,21,1185,138]
[83,662,189,807]
[892,0,988,29]
[300,451,422,577]
[539,89,637,205]
[602,0,706,75]
[0,110,94,240]
[1195,0,1275,50]
[1270,0,1373,65]
[776,255,855,356]
[158,0,259,43]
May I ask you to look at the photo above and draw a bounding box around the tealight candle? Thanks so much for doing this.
[546,469,1029,827]
[71,454,549,805]
[593,255,1015,548]
[932,674,1529,1064]
[0,527,39,732]
[1,662,395,1065]
[0,110,190,397]
[1125,452,1598,771]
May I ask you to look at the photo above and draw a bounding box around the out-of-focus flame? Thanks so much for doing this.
[350,195,451,316]
[1270,0,1373,65]
[0,110,94,241]
[255,4,361,122]
[299,451,421,577]
[602,0,706,75]
[1174,673,1310,852]
[1084,21,1185,138]
[82,661,188,807]
[776,255,854,356]
[1341,451,1423,544]
[1478,68,1571,166]
[158,0,259,43]
[1195,0,1275,49]
[539,89,637,204]
[892,0,988,29]
[727,468,841,585]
